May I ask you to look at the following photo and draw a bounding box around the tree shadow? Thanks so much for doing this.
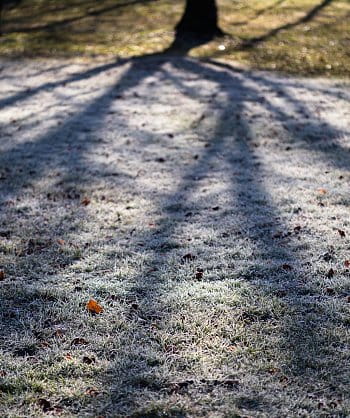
[237,0,334,49]
[0,49,348,415]
[1,0,155,34]
[87,57,347,414]
[230,0,288,27]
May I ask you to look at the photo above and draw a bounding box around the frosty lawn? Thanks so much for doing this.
[0,56,349,416]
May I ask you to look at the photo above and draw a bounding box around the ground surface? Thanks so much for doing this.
[0,56,350,417]
[0,0,349,76]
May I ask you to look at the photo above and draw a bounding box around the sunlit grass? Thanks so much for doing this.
[0,0,348,76]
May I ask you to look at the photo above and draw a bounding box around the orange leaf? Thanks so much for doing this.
[318,188,327,195]
[86,299,103,314]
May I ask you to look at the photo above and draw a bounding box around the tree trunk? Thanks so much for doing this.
[175,0,222,37]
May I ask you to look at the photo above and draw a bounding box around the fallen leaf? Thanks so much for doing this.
[327,268,335,278]
[344,260,350,268]
[38,398,52,412]
[227,345,237,352]
[52,329,66,338]
[267,367,281,375]
[71,337,88,346]
[326,287,335,295]
[318,188,327,195]
[0,270,5,281]
[294,225,301,233]
[57,239,65,246]
[195,268,204,280]
[65,353,73,360]
[182,253,196,262]
[86,299,104,314]
[281,264,293,271]
[82,356,95,364]
[85,387,99,397]
[81,197,91,206]
[338,229,346,238]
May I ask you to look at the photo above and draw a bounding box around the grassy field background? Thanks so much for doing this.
[0,0,349,76]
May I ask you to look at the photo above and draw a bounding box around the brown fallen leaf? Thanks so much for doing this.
[52,329,66,339]
[195,268,204,280]
[327,268,335,278]
[182,253,196,262]
[81,197,91,206]
[326,287,335,295]
[57,239,65,246]
[71,337,88,346]
[0,270,5,281]
[281,264,293,271]
[82,356,95,365]
[344,260,350,268]
[338,229,346,238]
[85,387,99,397]
[318,188,327,195]
[38,398,52,412]
[86,299,104,314]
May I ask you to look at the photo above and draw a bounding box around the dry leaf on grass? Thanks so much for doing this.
[86,299,104,314]
[0,270,5,280]
[85,387,99,397]
[81,197,91,206]
[71,337,88,346]
[327,268,335,278]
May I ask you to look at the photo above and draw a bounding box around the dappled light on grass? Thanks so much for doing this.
[0,56,349,416]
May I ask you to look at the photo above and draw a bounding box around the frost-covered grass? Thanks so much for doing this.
[0,0,349,76]
[0,57,349,416]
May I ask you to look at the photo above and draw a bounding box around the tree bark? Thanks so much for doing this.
[175,0,222,37]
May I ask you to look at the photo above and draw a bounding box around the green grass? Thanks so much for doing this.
[0,0,349,76]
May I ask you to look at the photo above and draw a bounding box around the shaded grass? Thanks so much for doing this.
[0,0,349,76]
[0,56,349,416]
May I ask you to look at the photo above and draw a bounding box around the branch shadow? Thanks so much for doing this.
[1,0,156,34]
[0,48,348,415]
[86,57,348,414]
[238,0,334,49]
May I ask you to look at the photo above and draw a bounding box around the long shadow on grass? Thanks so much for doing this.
[1,0,155,34]
[238,0,334,49]
[209,60,350,170]
[90,57,348,415]
[0,54,348,415]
